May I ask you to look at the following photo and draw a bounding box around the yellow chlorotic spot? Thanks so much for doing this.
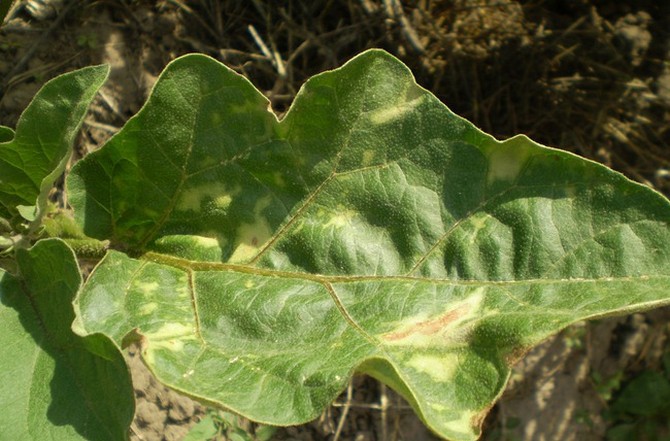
[214,194,233,209]
[467,214,489,240]
[193,236,220,249]
[228,195,274,263]
[466,213,492,244]
[244,280,255,288]
[407,353,459,382]
[154,339,185,352]
[177,182,240,212]
[136,281,159,296]
[470,214,488,231]
[486,139,531,185]
[145,322,195,340]
[175,274,191,298]
[362,150,375,166]
[141,324,197,364]
[324,207,358,229]
[228,221,272,263]
[138,302,158,315]
[440,409,478,437]
[369,95,426,125]
[383,288,485,347]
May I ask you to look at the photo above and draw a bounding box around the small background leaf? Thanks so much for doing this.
[182,414,218,441]
[0,65,109,221]
[610,371,670,417]
[0,239,134,440]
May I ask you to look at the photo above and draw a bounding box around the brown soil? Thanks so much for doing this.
[2,1,670,440]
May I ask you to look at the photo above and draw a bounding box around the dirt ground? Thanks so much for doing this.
[1,1,670,440]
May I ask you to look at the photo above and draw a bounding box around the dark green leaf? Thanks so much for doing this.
[611,371,670,417]
[0,126,13,143]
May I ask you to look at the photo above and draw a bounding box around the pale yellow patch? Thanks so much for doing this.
[136,281,159,296]
[324,207,357,229]
[202,232,229,249]
[244,280,255,289]
[369,95,426,125]
[470,214,488,231]
[466,213,491,244]
[142,323,197,363]
[486,141,531,185]
[153,339,185,352]
[383,288,485,348]
[292,220,305,234]
[145,322,194,340]
[228,195,274,263]
[193,235,220,249]
[228,221,272,263]
[175,274,191,298]
[138,302,158,315]
[407,353,459,382]
[442,409,478,436]
[214,194,233,209]
[361,150,375,166]
[177,183,240,212]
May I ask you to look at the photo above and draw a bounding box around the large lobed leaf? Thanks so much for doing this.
[69,50,670,440]
[0,239,134,440]
[0,65,109,222]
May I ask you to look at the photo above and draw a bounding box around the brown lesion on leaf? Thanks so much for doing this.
[383,304,470,341]
[471,403,495,436]
[504,344,533,367]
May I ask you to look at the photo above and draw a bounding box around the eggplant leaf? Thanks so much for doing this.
[69,50,670,440]
[0,65,109,222]
[0,239,134,440]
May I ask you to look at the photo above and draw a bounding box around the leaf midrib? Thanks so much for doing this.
[142,251,669,286]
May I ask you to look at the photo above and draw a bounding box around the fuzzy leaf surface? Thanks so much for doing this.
[0,65,109,220]
[0,239,134,440]
[70,51,670,440]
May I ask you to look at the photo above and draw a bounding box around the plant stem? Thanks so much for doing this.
[63,238,109,259]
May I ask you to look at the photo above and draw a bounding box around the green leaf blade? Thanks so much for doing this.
[0,239,134,440]
[75,251,375,424]
[70,50,670,440]
[0,65,109,221]
[68,54,287,250]
[0,126,13,143]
